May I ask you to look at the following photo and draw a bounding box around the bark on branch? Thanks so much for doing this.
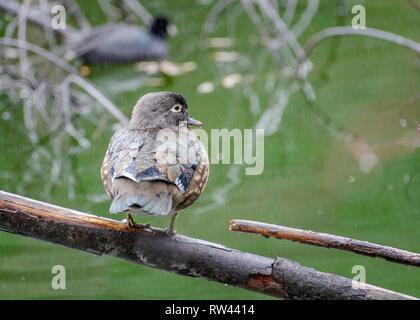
[230,220,420,268]
[0,191,416,300]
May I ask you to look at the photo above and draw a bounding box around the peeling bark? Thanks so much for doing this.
[0,191,416,300]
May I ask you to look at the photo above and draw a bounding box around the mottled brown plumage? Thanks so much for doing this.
[101,92,209,234]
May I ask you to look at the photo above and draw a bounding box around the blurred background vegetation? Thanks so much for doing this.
[0,0,419,299]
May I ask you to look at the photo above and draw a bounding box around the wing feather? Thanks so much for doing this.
[107,128,203,193]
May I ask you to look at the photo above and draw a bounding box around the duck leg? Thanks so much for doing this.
[125,213,151,229]
[165,213,178,235]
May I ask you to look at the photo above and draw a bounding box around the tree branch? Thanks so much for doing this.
[230,220,420,268]
[0,191,416,300]
[297,26,420,78]
[303,26,420,57]
[0,0,75,36]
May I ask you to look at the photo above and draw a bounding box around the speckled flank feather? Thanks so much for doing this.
[175,146,209,211]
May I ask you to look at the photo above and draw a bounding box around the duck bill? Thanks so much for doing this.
[187,116,202,127]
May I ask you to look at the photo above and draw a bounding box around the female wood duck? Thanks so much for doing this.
[101,92,209,234]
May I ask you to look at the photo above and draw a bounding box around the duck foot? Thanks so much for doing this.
[123,213,151,229]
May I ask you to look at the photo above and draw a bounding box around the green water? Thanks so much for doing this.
[0,0,419,299]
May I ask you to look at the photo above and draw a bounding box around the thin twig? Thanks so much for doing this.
[39,0,58,49]
[283,0,297,27]
[0,0,74,36]
[61,74,129,125]
[230,220,420,268]
[203,0,236,34]
[17,0,31,75]
[290,0,319,38]
[97,0,120,22]
[296,26,420,101]
[122,0,153,25]
[0,37,78,74]
[256,0,305,58]
[0,38,128,124]
[61,0,91,30]
[301,26,420,63]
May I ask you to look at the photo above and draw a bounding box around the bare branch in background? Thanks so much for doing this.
[17,0,31,75]
[301,26,420,63]
[0,35,127,199]
[200,0,317,211]
[0,0,76,35]
[283,0,297,26]
[255,0,305,59]
[97,0,121,22]
[0,0,155,202]
[0,37,78,73]
[290,0,318,38]
[296,26,420,116]
[38,0,58,49]
[0,37,128,128]
[202,0,420,213]
[203,0,237,34]
[60,74,129,125]
[122,0,153,25]
[61,0,91,30]
[0,191,417,300]
[239,0,270,38]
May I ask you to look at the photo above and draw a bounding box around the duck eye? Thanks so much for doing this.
[171,104,182,112]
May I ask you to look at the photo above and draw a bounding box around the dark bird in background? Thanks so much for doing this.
[101,92,209,234]
[68,16,170,64]
[0,1,170,65]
